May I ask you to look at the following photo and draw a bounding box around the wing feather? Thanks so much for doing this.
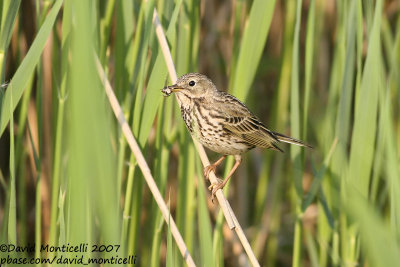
[213,92,282,151]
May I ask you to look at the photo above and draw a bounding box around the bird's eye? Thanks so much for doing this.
[189,81,196,86]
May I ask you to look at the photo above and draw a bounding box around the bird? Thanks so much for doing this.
[162,73,311,199]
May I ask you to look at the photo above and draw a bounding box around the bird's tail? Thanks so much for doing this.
[272,132,313,149]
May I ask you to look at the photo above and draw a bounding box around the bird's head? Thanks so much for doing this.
[162,73,217,98]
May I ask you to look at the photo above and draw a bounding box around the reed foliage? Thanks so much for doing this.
[0,0,399,266]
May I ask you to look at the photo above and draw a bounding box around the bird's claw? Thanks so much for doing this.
[203,164,217,180]
[208,178,224,202]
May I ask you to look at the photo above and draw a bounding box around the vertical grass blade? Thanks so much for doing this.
[0,0,21,79]
[0,0,63,136]
[380,23,400,237]
[149,102,170,267]
[290,0,303,195]
[166,203,175,267]
[290,1,304,266]
[66,0,93,257]
[7,87,16,244]
[196,159,215,267]
[344,0,383,265]
[331,0,358,181]
[49,0,71,250]
[231,0,277,101]
[346,192,400,267]
[347,0,382,197]
[66,0,121,262]
[302,0,315,138]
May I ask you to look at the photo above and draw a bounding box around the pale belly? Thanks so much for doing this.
[199,135,253,155]
[191,107,253,155]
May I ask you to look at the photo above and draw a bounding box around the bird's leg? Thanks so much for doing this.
[203,155,227,180]
[208,155,242,200]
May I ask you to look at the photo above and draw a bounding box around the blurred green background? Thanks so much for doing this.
[0,0,399,266]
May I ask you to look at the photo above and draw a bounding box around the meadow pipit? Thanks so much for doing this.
[162,73,311,199]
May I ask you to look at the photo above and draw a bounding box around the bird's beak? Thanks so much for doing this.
[161,84,184,96]
[168,84,184,92]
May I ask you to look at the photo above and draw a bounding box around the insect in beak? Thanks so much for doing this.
[161,84,184,97]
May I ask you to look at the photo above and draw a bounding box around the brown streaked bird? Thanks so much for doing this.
[162,73,311,199]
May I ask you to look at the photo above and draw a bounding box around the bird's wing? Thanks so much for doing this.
[213,92,282,151]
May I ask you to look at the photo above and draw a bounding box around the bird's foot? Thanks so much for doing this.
[203,164,217,180]
[208,178,224,202]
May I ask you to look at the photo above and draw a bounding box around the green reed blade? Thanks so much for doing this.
[347,0,382,198]
[196,158,215,267]
[7,86,16,245]
[0,0,21,78]
[346,192,400,267]
[138,0,182,147]
[290,1,304,266]
[231,0,277,101]
[302,0,315,139]
[0,0,63,136]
